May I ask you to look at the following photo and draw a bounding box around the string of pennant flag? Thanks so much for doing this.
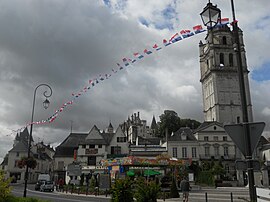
[9,18,232,136]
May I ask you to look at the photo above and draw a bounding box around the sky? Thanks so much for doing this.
[0,0,270,163]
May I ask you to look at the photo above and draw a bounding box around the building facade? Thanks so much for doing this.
[199,23,253,124]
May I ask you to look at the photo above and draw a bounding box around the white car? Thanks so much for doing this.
[40,181,54,192]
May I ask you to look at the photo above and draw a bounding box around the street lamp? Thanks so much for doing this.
[200,1,256,201]
[200,0,221,28]
[23,84,52,197]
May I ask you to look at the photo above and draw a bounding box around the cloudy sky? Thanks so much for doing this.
[0,0,269,163]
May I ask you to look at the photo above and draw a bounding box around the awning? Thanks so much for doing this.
[143,170,161,176]
[127,170,135,176]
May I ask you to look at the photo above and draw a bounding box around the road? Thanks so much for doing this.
[11,184,110,202]
[11,184,250,202]
[165,187,250,202]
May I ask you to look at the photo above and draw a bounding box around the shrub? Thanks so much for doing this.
[2,195,49,202]
[111,178,134,202]
[197,171,214,186]
[169,178,179,198]
[134,177,161,202]
[0,170,12,201]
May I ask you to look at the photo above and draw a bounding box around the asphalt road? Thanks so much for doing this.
[11,184,250,202]
[11,184,111,202]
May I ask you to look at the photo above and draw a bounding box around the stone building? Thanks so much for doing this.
[199,22,253,124]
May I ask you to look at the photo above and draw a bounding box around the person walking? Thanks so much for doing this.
[180,177,191,202]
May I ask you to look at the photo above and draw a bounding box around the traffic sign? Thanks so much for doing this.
[224,122,265,156]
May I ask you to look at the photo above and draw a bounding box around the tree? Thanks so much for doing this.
[169,178,179,198]
[0,170,12,201]
[134,177,160,202]
[111,178,134,202]
[158,110,181,138]
[179,118,201,129]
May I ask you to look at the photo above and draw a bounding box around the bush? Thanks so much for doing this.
[111,178,134,202]
[134,178,161,202]
[169,178,179,198]
[0,170,12,201]
[197,171,214,186]
[2,195,49,202]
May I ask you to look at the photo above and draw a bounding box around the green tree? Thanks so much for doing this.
[0,170,12,201]
[111,178,134,202]
[169,178,179,198]
[134,177,161,202]
[179,118,201,129]
[158,110,181,138]
[211,162,225,179]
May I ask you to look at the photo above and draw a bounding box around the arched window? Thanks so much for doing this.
[229,53,233,66]
[222,36,227,45]
[220,53,224,66]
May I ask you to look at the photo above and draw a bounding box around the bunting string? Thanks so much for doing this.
[8,18,232,136]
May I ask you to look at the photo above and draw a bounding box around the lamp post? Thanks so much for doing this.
[23,84,52,197]
[230,0,256,201]
[200,0,221,28]
[200,1,256,201]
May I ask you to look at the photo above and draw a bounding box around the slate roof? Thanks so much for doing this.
[168,127,196,141]
[54,133,88,157]
[101,132,114,145]
[9,141,28,152]
[1,154,8,166]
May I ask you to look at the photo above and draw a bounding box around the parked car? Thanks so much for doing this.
[35,180,46,191]
[40,181,54,192]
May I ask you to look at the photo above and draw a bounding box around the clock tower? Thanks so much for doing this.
[199,24,253,124]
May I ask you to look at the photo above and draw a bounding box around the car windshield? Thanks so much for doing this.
[46,181,53,185]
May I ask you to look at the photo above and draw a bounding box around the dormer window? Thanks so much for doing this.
[181,132,187,140]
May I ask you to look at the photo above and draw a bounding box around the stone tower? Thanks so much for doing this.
[199,23,253,124]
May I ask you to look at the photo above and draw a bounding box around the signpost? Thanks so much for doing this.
[224,122,265,156]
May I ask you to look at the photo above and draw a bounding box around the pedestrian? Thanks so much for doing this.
[180,177,191,202]
[58,178,64,192]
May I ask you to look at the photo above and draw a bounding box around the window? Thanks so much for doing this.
[82,145,86,149]
[224,146,229,157]
[229,53,234,66]
[204,136,209,141]
[222,36,227,45]
[205,147,210,157]
[111,146,121,155]
[214,146,219,156]
[172,147,178,158]
[87,156,96,166]
[98,144,102,148]
[237,116,240,123]
[58,161,64,170]
[182,147,187,158]
[117,137,127,143]
[223,136,227,141]
[14,160,18,168]
[214,136,218,141]
[16,152,19,157]
[89,144,95,148]
[192,147,197,158]
[220,53,224,65]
